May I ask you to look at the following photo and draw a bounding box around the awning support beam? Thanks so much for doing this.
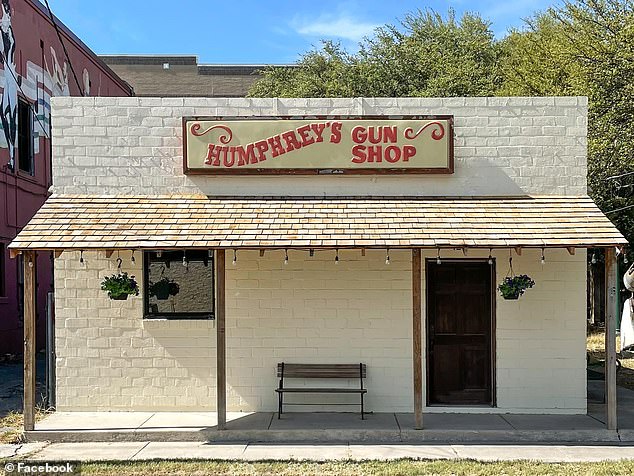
[412,249,423,429]
[23,250,37,432]
[216,249,227,430]
[605,246,618,430]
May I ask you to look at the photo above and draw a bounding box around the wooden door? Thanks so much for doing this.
[426,260,494,405]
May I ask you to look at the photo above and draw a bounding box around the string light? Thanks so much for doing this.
[309,249,314,257]
[232,249,237,266]
[284,249,289,266]
[436,248,442,265]
[79,250,84,264]
[591,252,597,265]
[541,248,545,265]
[117,251,122,270]
[385,248,390,265]
[156,250,162,258]
[335,249,339,264]
[182,251,188,268]
[488,249,493,266]
[131,250,135,264]
[28,258,34,268]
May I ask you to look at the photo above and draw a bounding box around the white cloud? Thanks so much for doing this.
[291,13,379,43]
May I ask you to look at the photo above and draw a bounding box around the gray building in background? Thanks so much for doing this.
[100,55,290,97]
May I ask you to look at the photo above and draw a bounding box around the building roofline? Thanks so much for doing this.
[28,0,133,95]
[101,55,297,67]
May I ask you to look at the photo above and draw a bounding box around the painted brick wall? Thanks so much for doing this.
[49,97,587,197]
[55,248,586,414]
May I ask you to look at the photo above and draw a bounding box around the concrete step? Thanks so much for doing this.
[25,428,625,444]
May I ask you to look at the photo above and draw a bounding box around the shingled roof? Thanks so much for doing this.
[9,194,626,250]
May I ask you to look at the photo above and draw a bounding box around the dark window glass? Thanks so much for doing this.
[144,250,214,319]
[18,99,34,175]
[0,243,5,297]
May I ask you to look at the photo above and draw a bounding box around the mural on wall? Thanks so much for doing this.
[0,0,18,169]
[0,0,98,168]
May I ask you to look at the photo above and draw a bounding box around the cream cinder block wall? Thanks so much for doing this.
[49,96,587,197]
[55,248,586,414]
[51,96,589,413]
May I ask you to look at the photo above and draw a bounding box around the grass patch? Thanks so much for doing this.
[587,329,634,391]
[74,460,634,476]
[0,408,51,444]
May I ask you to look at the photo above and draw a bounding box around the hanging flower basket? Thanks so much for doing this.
[149,277,180,300]
[100,272,139,300]
[498,253,535,300]
[498,274,535,300]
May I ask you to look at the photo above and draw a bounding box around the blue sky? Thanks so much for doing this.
[49,0,556,64]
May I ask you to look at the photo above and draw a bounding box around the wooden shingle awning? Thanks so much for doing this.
[8,194,627,251]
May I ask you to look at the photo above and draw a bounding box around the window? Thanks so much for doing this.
[144,250,214,319]
[18,99,34,175]
[0,243,5,297]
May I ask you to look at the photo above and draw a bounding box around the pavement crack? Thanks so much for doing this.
[11,443,22,458]
[449,445,460,459]
[130,441,150,460]
[137,414,155,430]
[499,414,517,430]
[393,413,403,442]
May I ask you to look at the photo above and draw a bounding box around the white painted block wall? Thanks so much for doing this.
[50,96,587,197]
[50,97,589,414]
[54,248,586,414]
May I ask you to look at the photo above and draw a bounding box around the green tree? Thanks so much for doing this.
[249,9,502,98]
[502,0,634,244]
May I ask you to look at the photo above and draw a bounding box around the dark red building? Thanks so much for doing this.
[0,0,132,354]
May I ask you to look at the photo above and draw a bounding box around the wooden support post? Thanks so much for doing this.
[605,247,618,430]
[216,249,226,430]
[23,250,37,432]
[412,249,423,429]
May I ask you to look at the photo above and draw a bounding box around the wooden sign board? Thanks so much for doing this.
[183,116,453,175]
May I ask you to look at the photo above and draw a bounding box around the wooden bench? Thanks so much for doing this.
[275,363,367,419]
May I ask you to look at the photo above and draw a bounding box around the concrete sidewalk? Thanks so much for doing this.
[29,410,623,443]
[3,441,634,463]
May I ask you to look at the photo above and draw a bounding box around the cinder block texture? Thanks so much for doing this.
[55,249,586,414]
[50,97,588,196]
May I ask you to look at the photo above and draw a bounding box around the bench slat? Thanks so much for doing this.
[276,388,367,393]
[277,363,366,378]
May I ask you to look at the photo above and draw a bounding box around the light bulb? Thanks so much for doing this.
[232,250,237,266]
[591,253,597,265]
[284,249,288,265]
[335,249,339,264]
[436,256,442,265]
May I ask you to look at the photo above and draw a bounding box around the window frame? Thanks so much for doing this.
[17,98,35,176]
[143,250,215,320]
